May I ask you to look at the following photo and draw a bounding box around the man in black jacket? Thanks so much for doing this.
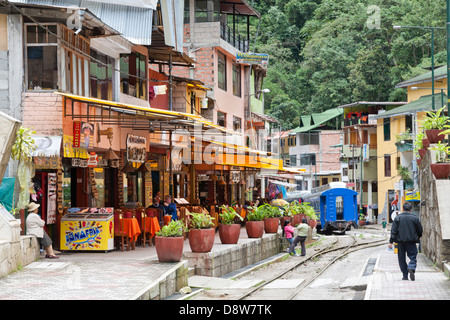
[388,202,423,281]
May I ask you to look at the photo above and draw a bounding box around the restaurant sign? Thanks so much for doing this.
[126,134,147,163]
[236,52,269,66]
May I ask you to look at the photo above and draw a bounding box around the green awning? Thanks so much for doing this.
[372,94,448,119]
[291,108,342,134]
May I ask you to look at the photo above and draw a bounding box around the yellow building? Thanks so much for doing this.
[373,66,447,222]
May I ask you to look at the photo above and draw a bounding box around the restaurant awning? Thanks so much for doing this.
[57,91,238,135]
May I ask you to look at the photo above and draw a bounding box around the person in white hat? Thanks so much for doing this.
[26,202,59,259]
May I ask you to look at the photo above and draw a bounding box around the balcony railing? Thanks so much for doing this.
[220,21,249,52]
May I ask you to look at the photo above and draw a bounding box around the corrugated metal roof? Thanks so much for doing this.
[13,0,155,45]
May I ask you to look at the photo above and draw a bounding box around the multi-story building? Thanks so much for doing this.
[338,101,406,221]
[372,66,447,222]
[288,108,343,191]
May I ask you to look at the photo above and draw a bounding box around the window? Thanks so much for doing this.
[383,118,390,141]
[184,0,190,23]
[26,23,90,96]
[384,154,391,177]
[405,115,413,132]
[120,52,147,100]
[232,63,241,97]
[300,153,316,166]
[233,116,241,132]
[194,0,219,22]
[26,24,58,90]
[336,196,344,220]
[217,111,226,127]
[218,52,227,91]
[90,49,113,100]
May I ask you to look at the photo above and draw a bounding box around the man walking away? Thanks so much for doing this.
[388,202,423,281]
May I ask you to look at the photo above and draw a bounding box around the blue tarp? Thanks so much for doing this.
[0,177,16,212]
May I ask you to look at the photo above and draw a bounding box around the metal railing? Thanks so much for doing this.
[220,21,249,52]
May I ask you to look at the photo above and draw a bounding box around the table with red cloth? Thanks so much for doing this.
[123,218,141,249]
[144,216,161,238]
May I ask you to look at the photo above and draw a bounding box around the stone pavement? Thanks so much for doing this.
[365,243,450,300]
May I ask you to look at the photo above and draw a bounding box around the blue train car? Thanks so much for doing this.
[302,187,358,234]
[319,188,358,234]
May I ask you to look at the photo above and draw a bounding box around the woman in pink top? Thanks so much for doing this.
[283,220,295,251]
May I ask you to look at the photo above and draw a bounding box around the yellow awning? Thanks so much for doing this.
[56,91,239,135]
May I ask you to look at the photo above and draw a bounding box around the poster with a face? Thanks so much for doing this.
[81,122,94,149]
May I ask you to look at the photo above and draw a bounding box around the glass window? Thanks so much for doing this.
[194,0,219,22]
[217,111,226,127]
[90,49,113,100]
[218,52,227,91]
[233,116,241,132]
[383,118,390,141]
[232,63,241,97]
[120,52,147,100]
[384,154,391,177]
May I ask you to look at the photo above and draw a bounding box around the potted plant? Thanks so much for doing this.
[398,165,414,189]
[358,212,366,227]
[245,206,265,238]
[187,212,216,253]
[421,106,450,143]
[259,204,282,233]
[218,205,243,244]
[303,203,318,228]
[430,141,450,179]
[155,220,186,263]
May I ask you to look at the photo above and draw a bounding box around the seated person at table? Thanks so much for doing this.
[148,197,166,214]
[164,195,178,221]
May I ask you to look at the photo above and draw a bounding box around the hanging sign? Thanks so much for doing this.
[126,134,147,163]
[236,52,269,65]
[73,122,81,148]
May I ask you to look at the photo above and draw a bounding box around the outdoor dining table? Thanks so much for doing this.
[145,216,161,238]
[123,218,141,250]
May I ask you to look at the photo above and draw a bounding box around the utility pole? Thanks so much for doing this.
[447,1,450,140]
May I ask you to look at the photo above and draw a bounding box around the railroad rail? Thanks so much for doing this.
[237,234,388,300]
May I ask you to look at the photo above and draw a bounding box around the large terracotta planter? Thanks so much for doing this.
[426,129,445,144]
[188,228,215,252]
[422,138,430,149]
[245,221,264,238]
[308,219,317,228]
[293,214,301,226]
[219,223,240,244]
[155,236,184,262]
[264,217,279,233]
[430,163,450,179]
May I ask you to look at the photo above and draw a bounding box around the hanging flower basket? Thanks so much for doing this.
[422,139,430,149]
[430,163,450,179]
[418,148,426,159]
[426,129,445,144]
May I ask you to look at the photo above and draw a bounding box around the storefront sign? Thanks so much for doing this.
[236,52,269,65]
[405,190,420,201]
[126,134,147,163]
[73,121,81,148]
[34,156,62,169]
[87,152,98,167]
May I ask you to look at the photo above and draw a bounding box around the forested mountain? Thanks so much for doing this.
[248,0,448,129]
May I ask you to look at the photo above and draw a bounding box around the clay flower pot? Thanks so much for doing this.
[155,236,184,263]
[245,220,264,238]
[218,223,240,244]
[418,148,426,159]
[426,129,445,144]
[422,138,430,149]
[188,228,215,252]
[264,217,279,233]
[430,163,450,179]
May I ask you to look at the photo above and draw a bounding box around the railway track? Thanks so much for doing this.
[237,234,388,300]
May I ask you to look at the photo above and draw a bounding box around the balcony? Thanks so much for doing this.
[395,140,414,152]
[220,21,249,52]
